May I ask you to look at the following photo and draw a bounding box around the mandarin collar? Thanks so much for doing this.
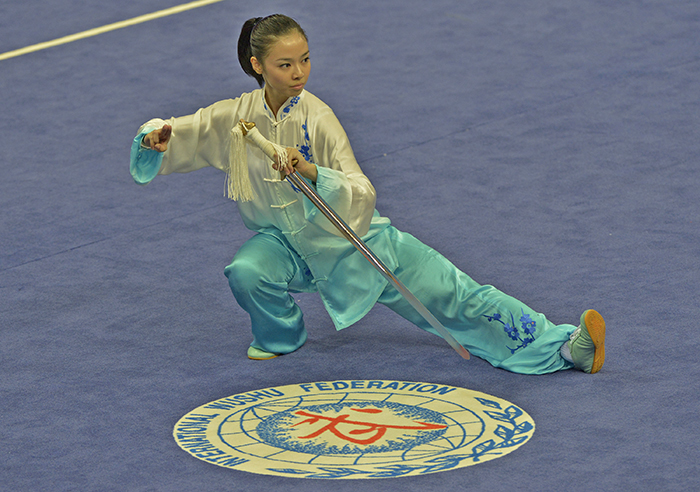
[261,87,304,122]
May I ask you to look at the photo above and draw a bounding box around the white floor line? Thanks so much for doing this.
[0,0,227,61]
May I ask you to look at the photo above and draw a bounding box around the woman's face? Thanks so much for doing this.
[252,32,310,111]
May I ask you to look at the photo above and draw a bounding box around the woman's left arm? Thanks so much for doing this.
[304,109,377,237]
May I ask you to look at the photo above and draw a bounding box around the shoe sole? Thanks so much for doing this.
[583,309,606,374]
[247,354,279,360]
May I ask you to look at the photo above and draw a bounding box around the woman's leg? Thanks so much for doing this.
[224,233,313,357]
[377,227,576,374]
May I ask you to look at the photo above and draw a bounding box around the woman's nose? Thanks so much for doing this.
[292,64,303,78]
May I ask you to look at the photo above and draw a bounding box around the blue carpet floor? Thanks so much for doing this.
[2,1,699,490]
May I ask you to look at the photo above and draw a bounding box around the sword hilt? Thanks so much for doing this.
[239,120,289,180]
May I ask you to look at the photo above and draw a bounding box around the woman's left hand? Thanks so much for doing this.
[274,148,318,183]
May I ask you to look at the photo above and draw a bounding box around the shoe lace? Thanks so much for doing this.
[569,327,581,342]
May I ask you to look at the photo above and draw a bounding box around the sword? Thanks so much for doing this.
[238,120,470,360]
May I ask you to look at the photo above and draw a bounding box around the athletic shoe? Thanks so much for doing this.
[247,346,279,360]
[569,309,606,374]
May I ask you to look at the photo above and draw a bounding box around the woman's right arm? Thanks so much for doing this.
[129,98,242,185]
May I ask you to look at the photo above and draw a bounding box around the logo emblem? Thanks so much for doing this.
[174,380,535,479]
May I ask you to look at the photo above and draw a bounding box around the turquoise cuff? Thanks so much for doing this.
[129,129,164,185]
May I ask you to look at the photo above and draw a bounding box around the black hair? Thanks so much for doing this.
[237,14,308,87]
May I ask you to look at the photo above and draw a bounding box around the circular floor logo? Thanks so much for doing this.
[173,380,535,479]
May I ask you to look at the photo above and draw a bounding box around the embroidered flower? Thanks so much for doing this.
[503,323,519,340]
[519,313,536,335]
[297,121,314,163]
[282,96,300,115]
[484,308,537,354]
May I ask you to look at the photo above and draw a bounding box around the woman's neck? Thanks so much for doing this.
[264,89,287,118]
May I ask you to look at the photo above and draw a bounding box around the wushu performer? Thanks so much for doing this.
[130,14,605,375]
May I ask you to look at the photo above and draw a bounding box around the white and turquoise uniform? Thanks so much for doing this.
[130,88,576,374]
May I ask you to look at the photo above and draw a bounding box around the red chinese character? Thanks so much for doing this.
[292,408,447,445]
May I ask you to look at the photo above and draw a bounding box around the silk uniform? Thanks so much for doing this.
[130,88,576,374]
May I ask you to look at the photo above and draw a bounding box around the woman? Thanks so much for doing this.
[130,14,605,375]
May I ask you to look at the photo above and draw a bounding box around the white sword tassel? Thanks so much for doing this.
[238,120,470,360]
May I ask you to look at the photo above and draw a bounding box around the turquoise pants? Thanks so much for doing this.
[224,227,576,374]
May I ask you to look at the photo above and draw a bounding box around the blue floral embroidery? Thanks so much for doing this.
[484,309,537,354]
[503,322,518,341]
[282,96,300,115]
[297,121,314,163]
[520,313,536,335]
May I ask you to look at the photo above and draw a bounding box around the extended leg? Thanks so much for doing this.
[377,227,577,374]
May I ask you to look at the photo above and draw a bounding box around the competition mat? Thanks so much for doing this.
[173,380,535,479]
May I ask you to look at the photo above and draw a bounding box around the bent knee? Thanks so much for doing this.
[225,256,295,295]
[224,258,262,293]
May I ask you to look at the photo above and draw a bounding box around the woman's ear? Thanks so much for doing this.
[251,56,263,75]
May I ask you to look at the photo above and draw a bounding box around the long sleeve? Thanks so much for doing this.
[303,107,377,237]
[156,99,242,175]
[129,97,254,186]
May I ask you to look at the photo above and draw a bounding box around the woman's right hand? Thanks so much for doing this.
[143,125,172,152]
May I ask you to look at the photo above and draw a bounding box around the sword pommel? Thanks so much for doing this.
[238,119,256,136]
